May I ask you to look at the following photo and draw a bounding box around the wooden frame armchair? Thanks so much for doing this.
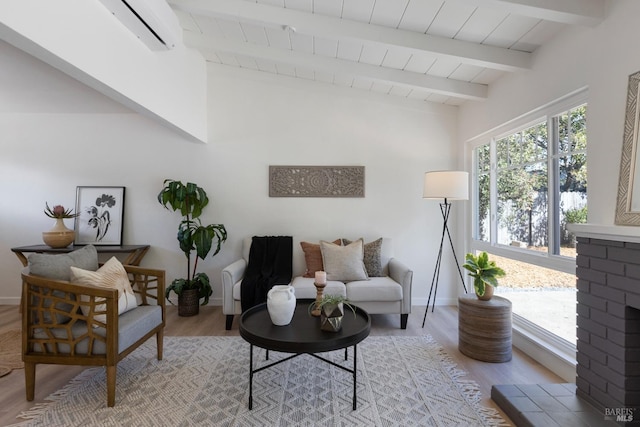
[21,265,165,407]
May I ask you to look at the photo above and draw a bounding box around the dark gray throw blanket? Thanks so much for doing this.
[241,236,293,312]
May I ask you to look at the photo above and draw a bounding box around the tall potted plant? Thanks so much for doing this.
[158,179,227,316]
[462,252,505,301]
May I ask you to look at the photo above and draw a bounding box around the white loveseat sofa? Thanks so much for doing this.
[221,237,413,330]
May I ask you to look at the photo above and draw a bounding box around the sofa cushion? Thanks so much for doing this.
[346,277,403,302]
[342,238,383,277]
[300,239,341,278]
[320,239,368,282]
[233,277,346,301]
[290,276,346,299]
[27,245,99,324]
[70,257,138,326]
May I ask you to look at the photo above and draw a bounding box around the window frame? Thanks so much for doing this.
[465,90,587,375]
[467,90,587,276]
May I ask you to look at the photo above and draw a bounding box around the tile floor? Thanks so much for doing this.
[492,383,620,426]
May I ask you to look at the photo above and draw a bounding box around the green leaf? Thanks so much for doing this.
[474,277,485,296]
[192,226,213,260]
[484,276,499,287]
[177,221,195,256]
[193,273,212,305]
[165,278,188,303]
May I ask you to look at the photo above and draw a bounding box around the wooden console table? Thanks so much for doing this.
[11,244,150,267]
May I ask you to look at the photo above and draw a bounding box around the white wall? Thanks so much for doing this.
[459,0,640,226]
[0,40,463,311]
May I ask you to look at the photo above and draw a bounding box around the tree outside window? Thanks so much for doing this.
[474,105,587,257]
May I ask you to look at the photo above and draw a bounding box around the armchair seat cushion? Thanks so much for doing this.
[32,305,163,355]
[116,305,163,352]
[346,277,402,302]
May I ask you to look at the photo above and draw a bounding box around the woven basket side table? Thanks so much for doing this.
[458,293,512,363]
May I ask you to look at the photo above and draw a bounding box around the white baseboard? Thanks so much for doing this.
[412,297,457,307]
[0,297,20,305]
[165,296,223,306]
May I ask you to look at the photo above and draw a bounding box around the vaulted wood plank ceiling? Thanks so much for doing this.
[169,0,604,105]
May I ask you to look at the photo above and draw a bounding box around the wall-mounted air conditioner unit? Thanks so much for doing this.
[98,0,182,51]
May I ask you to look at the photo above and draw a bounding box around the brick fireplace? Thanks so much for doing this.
[576,234,640,412]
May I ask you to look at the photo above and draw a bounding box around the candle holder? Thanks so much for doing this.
[311,281,326,317]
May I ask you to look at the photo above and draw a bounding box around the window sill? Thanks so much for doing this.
[512,313,576,383]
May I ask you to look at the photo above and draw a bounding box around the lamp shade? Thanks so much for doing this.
[423,170,469,200]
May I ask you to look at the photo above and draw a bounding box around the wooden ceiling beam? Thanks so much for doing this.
[460,0,605,27]
[185,32,488,101]
[170,0,531,72]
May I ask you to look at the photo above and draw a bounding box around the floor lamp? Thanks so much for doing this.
[421,170,469,328]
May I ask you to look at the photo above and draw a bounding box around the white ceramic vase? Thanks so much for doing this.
[267,285,296,326]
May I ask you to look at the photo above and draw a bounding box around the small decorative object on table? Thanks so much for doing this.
[266,285,296,326]
[311,270,327,317]
[462,251,506,301]
[310,294,357,332]
[42,202,78,248]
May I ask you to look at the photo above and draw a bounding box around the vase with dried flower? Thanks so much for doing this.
[42,202,78,248]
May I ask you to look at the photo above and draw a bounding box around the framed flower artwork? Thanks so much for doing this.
[74,186,125,245]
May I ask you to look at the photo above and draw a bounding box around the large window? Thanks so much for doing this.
[471,103,587,345]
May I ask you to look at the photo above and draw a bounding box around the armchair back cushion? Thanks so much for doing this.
[28,244,99,280]
[27,245,99,324]
[70,256,138,325]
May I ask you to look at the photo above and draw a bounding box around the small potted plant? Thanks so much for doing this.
[462,251,506,301]
[309,294,357,332]
[158,179,227,316]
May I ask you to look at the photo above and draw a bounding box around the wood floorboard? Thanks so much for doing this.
[0,304,564,426]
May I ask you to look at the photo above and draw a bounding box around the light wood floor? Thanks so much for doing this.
[0,305,563,426]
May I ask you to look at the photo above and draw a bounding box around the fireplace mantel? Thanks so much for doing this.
[569,223,640,243]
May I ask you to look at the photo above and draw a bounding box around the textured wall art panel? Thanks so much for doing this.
[269,166,365,197]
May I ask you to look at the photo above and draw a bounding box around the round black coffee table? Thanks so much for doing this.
[239,298,371,410]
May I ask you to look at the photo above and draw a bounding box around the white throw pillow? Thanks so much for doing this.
[71,256,138,326]
[320,239,369,282]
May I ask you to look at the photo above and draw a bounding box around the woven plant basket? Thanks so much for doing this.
[178,288,200,317]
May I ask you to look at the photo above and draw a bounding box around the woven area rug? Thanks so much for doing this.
[0,329,23,378]
[12,335,507,426]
